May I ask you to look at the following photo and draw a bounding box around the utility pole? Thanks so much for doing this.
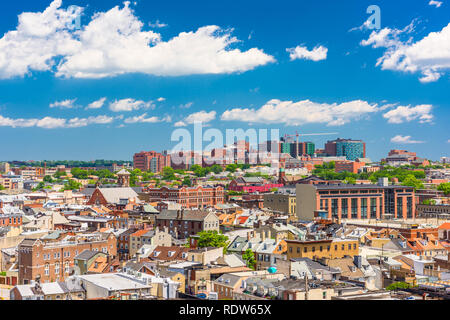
[304,273,309,301]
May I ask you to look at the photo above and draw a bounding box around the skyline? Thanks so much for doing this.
[0,0,449,161]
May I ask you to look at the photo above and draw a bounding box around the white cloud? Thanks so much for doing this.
[429,1,443,8]
[149,20,168,28]
[179,102,193,109]
[221,99,378,126]
[287,45,328,61]
[185,110,217,124]
[349,19,373,32]
[382,104,433,124]
[0,1,274,79]
[86,97,107,109]
[66,115,115,128]
[391,135,425,144]
[0,114,113,129]
[174,121,187,127]
[109,98,154,112]
[361,21,450,82]
[157,97,166,102]
[50,99,77,109]
[124,113,170,124]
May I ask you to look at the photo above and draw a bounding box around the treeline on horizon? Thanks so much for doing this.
[6,160,132,168]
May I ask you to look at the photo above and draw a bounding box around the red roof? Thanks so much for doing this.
[438,223,450,230]
[237,216,249,224]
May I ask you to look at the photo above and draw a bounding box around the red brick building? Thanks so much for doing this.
[335,160,366,174]
[297,184,416,220]
[144,185,225,209]
[0,214,23,227]
[133,151,171,173]
[17,233,117,284]
[155,210,220,239]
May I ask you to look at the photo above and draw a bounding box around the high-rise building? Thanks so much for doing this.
[279,140,315,158]
[133,151,171,173]
[325,138,365,161]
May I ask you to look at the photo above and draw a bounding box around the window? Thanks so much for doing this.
[323,291,327,299]
[65,261,70,274]
[304,247,307,253]
[45,264,49,276]
[55,262,60,274]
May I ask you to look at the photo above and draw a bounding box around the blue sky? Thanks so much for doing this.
[0,0,449,161]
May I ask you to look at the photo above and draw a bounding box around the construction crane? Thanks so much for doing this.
[283,131,338,145]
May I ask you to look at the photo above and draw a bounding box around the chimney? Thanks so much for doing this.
[261,231,266,242]
[247,231,252,241]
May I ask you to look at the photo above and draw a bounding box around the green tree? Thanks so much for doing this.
[437,182,450,196]
[0,184,5,191]
[401,174,424,190]
[242,249,256,270]
[344,177,357,184]
[162,167,176,181]
[54,171,66,179]
[386,281,411,291]
[33,181,46,191]
[210,164,223,174]
[63,179,82,191]
[182,176,192,187]
[225,164,238,173]
[43,175,54,183]
[71,168,89,179]
[196,230,229,249]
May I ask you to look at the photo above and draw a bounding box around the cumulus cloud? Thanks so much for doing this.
[124,113,171,124]
[361,20,450,82]
[50,99,77,109]
[287,45,328,61]
[221,99,378,126]
[157,97,166,102]
[382,104,433,124]
[429,0,443,8]
[0,114,114,129]
[0,1,274,79]
[174,121,187,127]
[391,135,425,144]
[66,115,115,128]
[86,97,107,109]
[185,110,217,124]
[109,98,154,112]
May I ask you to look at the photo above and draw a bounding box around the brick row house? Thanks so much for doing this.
[155,210,220,239]
[144,185,225,209]
[17,233,117,284]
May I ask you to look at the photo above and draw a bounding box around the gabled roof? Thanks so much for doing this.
[96,187,139,204]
